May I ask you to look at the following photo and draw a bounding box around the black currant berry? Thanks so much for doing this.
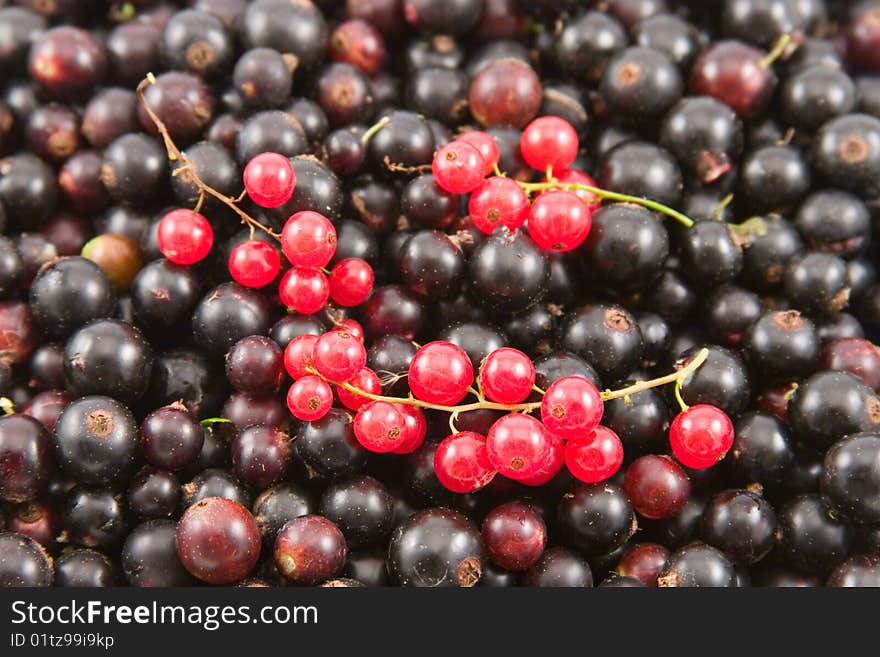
[54,395,138,487]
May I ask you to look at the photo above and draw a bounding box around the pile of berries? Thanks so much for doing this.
[3,0,880,592]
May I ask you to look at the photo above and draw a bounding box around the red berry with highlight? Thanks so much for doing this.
[520,116,579,172]
[312,330,367,382]
[518,432,565,486]
[244,152,296,208]
[354,401,407,453]
[329,258,374,307]
[281,211,337,268]
[468,176,530,234]
[541,376,604,441]
[486,414,553,481]
[553,169,601,210]
[157,209,213,265]
[283,334,318,380]
[392,405,428,454]
[408,341,474,406]
[458,131,500,177]
[479,347,535,404]
[228,240,281,288]
[434,432,496,494]
[278,267,329,314]
[286,376,333,422]
[527,190,592,252]
[669,404,735,469]
[432,141,486,194]
[337,367,382,411]
[564,426,624,484]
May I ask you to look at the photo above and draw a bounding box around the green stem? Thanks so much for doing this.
[518,181,695,228]
[361,117,391,145]
[760,33,793,69]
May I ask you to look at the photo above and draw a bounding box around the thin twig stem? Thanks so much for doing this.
[136,75,281,241]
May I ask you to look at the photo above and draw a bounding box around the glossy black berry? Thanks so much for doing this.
[252,483,313,548]
[388,508,485,587]
[192,283,272,355]
[181,468,251,509]
[521,547,594,587]
[678,221,743,290]
[796,189,870,258]
[812,113,880,198]
[701,489,777,564]
[54,549,119,588]
[789,371,880,450]
[658,542,737,587]
[777,494,854,574]
[63,318,151,402]
[785,252,851,316]
[744,310,819,381]
[294,408,367,479]
[127,467,180,520]
[561,304,643,381]
[599,141,683,207]
[600,46,683,125]
[319,475,395,549]
[0,532,53,587]
[62,485,127,549]
[728,412,796,489]
[660,97,742,184]
[121,520,195,587]
[822,433,880,524]
[161,9,233,80]
[583,204,669,293]
[557,483,636,556]
[54,395,138,487]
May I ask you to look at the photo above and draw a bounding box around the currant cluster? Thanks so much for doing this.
[433,118,598,251]
[156,150,375,313]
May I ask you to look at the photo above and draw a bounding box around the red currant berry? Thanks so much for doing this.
[541,376,604,441]
[432,140,486,195]
[286,376,333,422]
[486,414,553,481]
[408,341,474,406]
[564,426,624,484]
[243,152,296,208]
[669,404,735,469]
[517,432,565,486]
[623,454,691,519]
[434,432,497,494]
[283,334,318,380]
[553,168,601,210]
[527,190,592,252]
[228,239,281,288]
[281,211,337,268]
[337,367,382,411]
[157,209,213,265]
[335,318,364,342]
[328,258,374,307]
[520,116,579,172]
[353,401,406,453]
[458,131,500,177]
[278,267,329,314]
[479,347,536,404]
[468,176,530,234]
[391,405,427,454]
[312,330,367,382]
